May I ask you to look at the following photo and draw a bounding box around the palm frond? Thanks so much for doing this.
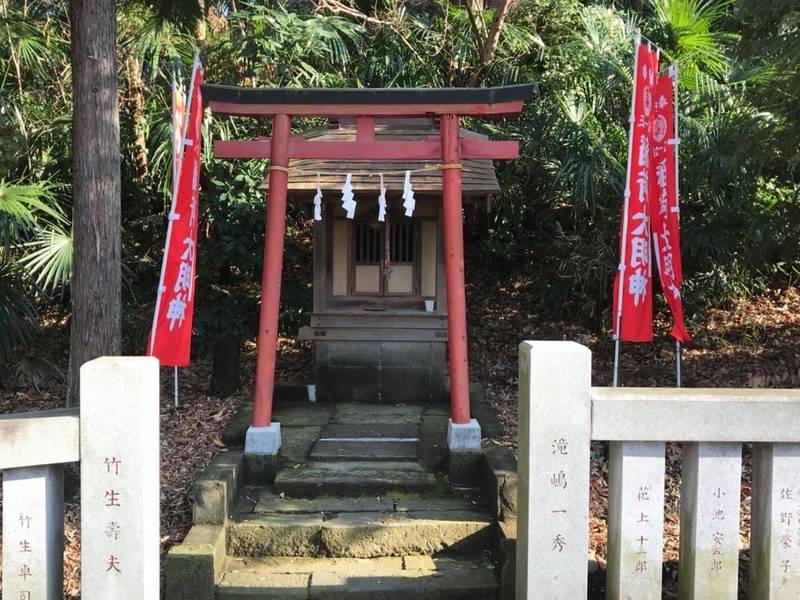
[18,225,73,293]
[0,181,66,248]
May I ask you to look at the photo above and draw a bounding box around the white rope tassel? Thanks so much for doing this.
[313,173,323,221]
[341,172,356,219]
[402,170,415,217]
[378,173,387,222]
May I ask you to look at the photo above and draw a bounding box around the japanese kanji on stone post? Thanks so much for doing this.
[80,357,160,599]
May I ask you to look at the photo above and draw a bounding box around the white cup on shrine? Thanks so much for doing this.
[425,300,435,312]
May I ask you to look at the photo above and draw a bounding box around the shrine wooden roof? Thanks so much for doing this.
[261,119,500,197]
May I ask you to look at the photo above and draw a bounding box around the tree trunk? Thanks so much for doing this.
[468,0,515,86]
[66,0,121,406]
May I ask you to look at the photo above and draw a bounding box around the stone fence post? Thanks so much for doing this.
[1,409,78,600]
[80,356,160,599]
[516,341,592,599]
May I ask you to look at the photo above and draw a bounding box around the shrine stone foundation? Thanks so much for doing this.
[314,340,448,403]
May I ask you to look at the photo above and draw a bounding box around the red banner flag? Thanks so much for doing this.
[613,41,659,342]
[147,59,204,366]
[649,69,691,343]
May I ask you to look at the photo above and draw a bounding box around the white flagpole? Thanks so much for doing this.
[613,31,642,388]
[670,62,683,388]
[149,50,200,412]
[174,367,180,407]
[171,76,182,408]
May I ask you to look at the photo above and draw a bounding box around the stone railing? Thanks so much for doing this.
[516,341,800,600]
[0,357,160,599]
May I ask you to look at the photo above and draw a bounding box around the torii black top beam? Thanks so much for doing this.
[202,83,536,117]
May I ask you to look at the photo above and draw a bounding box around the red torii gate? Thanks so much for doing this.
[202,84,534,453]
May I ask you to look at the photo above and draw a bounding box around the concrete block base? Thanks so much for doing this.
[481,446,518,520]
[448,450,483,487]
[447,419,481,450]
[243,453,279,486]
[244,423,282,455]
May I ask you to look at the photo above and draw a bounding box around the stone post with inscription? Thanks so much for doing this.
[751,443,800,599]
[80,356,160,599]
[516,341,591,600]
[679,442,742,599]
[1,465,64,600]
[606,441,666,600]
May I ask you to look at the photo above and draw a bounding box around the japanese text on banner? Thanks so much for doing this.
[648,72,691,343]
[613,43,659,342]
[147,63,203,366]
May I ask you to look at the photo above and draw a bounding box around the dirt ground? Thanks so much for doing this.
[1,286,799,597]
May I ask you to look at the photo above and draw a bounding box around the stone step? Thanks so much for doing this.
[310,439,418,462]
[250,492,394,515]
[319,423,420,438]
[273,461,439,496]
[216,555,498,599]
[236,488,487,517]
[227,510,495,558]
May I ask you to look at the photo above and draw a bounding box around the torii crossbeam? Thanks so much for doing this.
[202,83,534,457]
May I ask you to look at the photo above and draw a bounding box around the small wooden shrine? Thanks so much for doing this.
[259,118,501,404]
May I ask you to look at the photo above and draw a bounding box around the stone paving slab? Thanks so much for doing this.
[223,556,404,575]
[332,403,425,424]
[280,426,323,464]
[320,510,494,558]
[253,493,394,515]
[274,461,439,497]
[217,571,310,599]
[394,495,485,513]
[318,422,420,438]
[421,405,451,420]
[216,556,497,599]
[309,565,498,599]
[311,439,418,462]
[402,555,494,571]
[228,514,324,557]
[228,510,494,559]
[273,404,335,427]
[223,403,332,447]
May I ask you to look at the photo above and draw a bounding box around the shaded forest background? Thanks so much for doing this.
[0,0,798,383]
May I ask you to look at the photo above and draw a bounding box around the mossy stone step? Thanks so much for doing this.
[227,510,494,558]
[318,423,420,438]
[273,461,438,496]
[216,555,498,599]
[310,439,418,462]
[251,492,394,515]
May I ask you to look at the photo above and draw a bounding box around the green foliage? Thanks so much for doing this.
[648,0,737,91]
[0,260,37,363]
[226,7,365,87]
[483,0,800,325]
[1,0,799,363]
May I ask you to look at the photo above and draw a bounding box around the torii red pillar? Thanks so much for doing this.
[440,114,471,425]
[252,114,291,429]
